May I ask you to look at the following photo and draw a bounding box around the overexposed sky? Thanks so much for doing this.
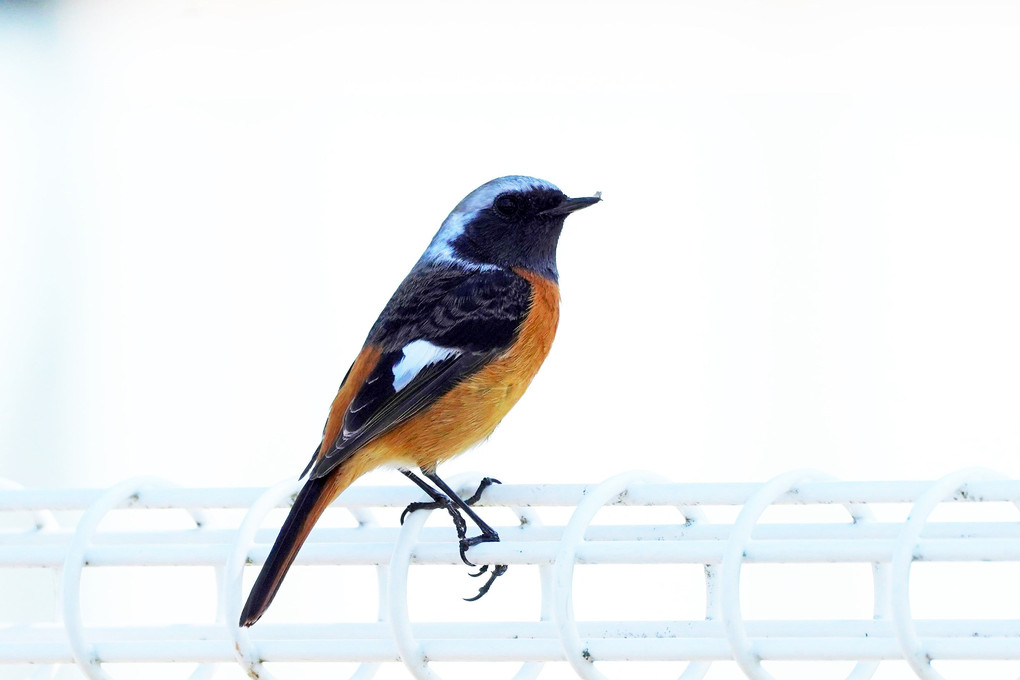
[4,0,1019,490]
[2,1,1020,678]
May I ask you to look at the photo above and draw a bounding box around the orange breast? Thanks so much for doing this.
[351,268,561,474]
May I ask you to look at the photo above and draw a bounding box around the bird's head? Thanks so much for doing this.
[419,176,600,281]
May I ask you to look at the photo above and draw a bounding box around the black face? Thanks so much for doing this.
[450,188,569,280]
[492,188,564,220]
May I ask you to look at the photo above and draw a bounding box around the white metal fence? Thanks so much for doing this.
[2,468,1020,680]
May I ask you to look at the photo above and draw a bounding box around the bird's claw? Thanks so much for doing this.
[400,499,445,525]
[458,545,477,568]
[463,564,508,601]
[458,529,503,596]
[458,531,497,567]
[463,477,502,505]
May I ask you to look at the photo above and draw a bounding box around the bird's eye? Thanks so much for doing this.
[494,194,520,218]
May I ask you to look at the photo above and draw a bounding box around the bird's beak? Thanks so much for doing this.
[540,192,602,216]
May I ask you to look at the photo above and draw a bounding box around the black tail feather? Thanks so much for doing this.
[239,475,329,627]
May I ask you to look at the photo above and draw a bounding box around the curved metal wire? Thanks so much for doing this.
[2,469,1019,679]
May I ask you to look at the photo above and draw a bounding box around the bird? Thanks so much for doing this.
[239,175,600,627]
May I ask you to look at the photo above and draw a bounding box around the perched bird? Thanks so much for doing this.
[239,175,600,627]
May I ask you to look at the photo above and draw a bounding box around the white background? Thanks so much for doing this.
[2,1,1020,678]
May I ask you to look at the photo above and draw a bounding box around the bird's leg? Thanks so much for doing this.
[422,470,508,601]
[398,468,469,545]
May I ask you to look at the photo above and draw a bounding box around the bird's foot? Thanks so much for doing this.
[400,494,470,557]
[458,523,506,600]
[463,476,501,505]
[400,474,508,599]
[454,477,502,568]
[399,498,444,525]
[464,563,508,601]
[458,477,508,599]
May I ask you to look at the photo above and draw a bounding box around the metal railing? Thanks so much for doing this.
[2,468,1019,679]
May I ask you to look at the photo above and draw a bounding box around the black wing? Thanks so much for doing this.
[308,264,532,480]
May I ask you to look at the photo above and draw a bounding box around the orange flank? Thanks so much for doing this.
[319,345,383,461]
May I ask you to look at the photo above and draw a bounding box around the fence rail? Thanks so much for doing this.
[2,467,1019,680]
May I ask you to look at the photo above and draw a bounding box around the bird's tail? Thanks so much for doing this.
[238,470,352,627]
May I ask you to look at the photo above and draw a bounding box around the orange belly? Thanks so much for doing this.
[344,268,560,477]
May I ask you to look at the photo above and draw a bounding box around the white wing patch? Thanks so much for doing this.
[392,340,461,392]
